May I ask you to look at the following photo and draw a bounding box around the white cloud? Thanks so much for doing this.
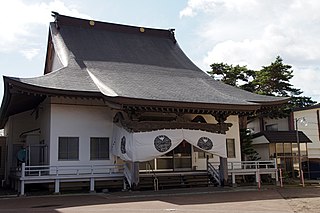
[19,48,40,60]
[180,0,257,18]
[292,66,320,102]
[180,0,320,102]
[0,0,91,58]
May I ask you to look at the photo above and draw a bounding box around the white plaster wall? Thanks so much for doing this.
[263,117,289,131]
[225,115,242,162]
[3,110,40,179]
[39,99,51,164]
[247,118,261,133]
[50,103,115,167]
[294,109,320,158]
[248,117,289,133]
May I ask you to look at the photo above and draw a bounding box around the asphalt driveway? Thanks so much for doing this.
[0,186,319,213]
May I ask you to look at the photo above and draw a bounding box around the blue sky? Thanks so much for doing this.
[0,0,319,103]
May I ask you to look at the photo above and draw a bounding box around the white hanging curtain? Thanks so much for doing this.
[112,126,227,162]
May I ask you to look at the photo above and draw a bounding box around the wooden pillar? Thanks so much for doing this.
[274,159,280,186]
[219,157,228,186]
[213,113,231,187]
[232,173,236,187]
[131,162,140,190]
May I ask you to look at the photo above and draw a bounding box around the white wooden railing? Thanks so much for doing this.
[207,159,278,187]
[207,161,221,186]
[16,163,124,179]
[208,160,277,171]
[13,163,125,196]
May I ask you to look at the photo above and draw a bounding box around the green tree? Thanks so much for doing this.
[209,56,317,160]
[208,56,316,110]
[240,129,260,161]
[208,63,255,87]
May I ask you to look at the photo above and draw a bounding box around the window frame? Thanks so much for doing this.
[58,137,79,161]
[90,137,110,160]
[266,124,278,131]
[226,138,236,158]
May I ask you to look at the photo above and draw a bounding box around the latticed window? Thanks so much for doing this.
[226,138,236,158]
[90,137,110,160]
[58,137,79,160]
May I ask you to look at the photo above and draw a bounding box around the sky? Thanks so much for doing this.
[0,0,319,103]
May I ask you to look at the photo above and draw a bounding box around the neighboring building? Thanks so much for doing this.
[0,136,6,183]
[248,111,315,178]
[294,104,320,179]
[0,13,287,194]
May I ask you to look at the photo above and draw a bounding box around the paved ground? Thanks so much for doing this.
[0,186,320,212]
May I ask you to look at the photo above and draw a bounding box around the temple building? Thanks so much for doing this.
[0,13,287,194]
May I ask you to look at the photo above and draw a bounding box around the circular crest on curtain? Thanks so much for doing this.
[154,135,172,152]
[197,137,213,150]
[121,136,126,154]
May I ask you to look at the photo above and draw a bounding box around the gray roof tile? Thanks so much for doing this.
[14,14,288,106]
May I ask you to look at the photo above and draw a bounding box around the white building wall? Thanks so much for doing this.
[49,101,114,167]
[39,99,51,164]
[253,144,269,160]
[225,115,241,162]
[3,110,40,179]
[294,108,320,158]
[263,117,289,131]
[247,118,261,133]
[247,117,289,133]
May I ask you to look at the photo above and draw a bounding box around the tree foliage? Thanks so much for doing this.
[209,56,316,161]
[252,56,301,96]
[208,63,255,87]
[208,56,316,110]
[240,129,260,161]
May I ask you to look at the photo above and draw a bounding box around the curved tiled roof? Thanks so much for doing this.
[1,13,289,127]
[13,14,287,106]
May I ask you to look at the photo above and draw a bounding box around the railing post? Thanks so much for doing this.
[54,179,60,194]
[274,159,280,186]
[21,163,25,179]
[301,170,305,187]
[257,170,261,190]
[232,173,236,187]
[154,177,159,191]
[90,177,95,192]
[279,168,283,188]
[20,163,25,196]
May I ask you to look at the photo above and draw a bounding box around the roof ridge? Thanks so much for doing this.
[51,11,176,43]
[85,68,118,97]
